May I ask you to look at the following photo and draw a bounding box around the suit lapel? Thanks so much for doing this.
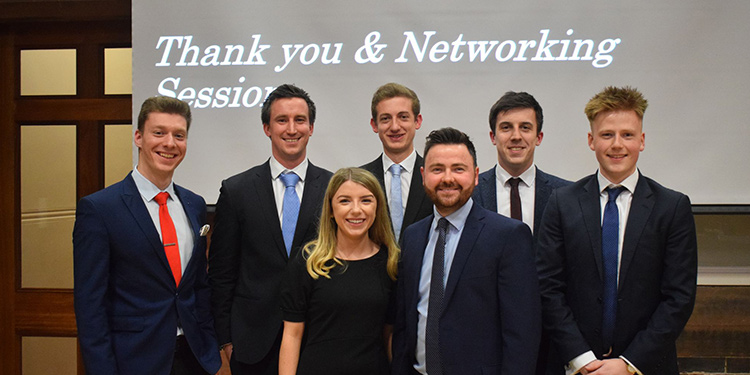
[294,163,326,259]
[443,204,483,305]
[480,168,497,210]
[256,161,287,259]
[618,175,654,289]
[407,216,432,312]
[534,169,552,235]
[120,174,174,277]
[370,156,387,192]
[402,154,428,237]
[579,176,604,281]
[173,184,202,288]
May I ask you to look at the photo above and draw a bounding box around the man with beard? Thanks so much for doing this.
[392,127,541,375]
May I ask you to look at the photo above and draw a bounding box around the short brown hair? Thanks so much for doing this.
[137,96,192,132]
[584,86,648,124]
[371,82,420,120]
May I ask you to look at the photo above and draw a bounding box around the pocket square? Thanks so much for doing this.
[199,224,210,237]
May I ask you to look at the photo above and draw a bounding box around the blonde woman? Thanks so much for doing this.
[279,167,400,375]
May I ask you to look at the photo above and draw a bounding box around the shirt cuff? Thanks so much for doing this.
[619,356,641,375]
[566,351,597,375]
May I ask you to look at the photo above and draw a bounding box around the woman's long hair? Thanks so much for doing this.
[304,167,400,280]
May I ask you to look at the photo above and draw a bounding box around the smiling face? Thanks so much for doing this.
[371,96,422,163]
[490,107,543,177]
[422,143,479,216]
[134,112,188,189]
[263,97,313,169]
[332,180,378,242]
[588,109,645,184]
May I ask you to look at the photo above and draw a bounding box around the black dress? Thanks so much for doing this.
[280,246,395,375]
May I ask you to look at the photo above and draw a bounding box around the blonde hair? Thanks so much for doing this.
[304,167,400,280]
[584,86,648,124]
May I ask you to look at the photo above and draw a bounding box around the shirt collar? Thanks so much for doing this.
[596,169,639,194]
[131,167,176,202]
[433,198,474,232]
[495,164,536,187]
[270,156,308,181]
[382,150,417,174]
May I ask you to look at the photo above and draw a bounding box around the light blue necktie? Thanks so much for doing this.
[602,186,624,352]
[389,163,404,240]
[280,172,300,255]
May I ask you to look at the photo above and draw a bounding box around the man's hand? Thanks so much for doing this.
[582,358,633,374]
[215,344,232,375]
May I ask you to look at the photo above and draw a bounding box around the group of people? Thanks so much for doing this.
[73,82,698,375]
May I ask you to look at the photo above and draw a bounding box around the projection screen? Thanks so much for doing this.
[133,0,750,205]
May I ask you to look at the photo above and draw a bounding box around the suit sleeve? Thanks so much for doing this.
[499,222,542,375]
[536,190,593,362]
[208,180,242,345]
[73,197,119,374]
[390,255,410,375]
[621,194,697,369]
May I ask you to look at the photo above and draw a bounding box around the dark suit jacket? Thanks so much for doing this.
[392,202,541,375]
[536,173,697,374]
[361,154,433,239]
[473,166,571,238]
[208,160,332,365]
[73,173,221,375]
[473,167,571,375]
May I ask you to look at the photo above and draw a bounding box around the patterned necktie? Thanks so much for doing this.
[154,192,181,286]
[602,186,624,352]
[508,177,522,221]
[389,163,404,240]
[280,172,301,256]
[426,217,449,375]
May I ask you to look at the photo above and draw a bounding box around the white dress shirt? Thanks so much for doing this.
[131,168,194,336]
[382,150,416,211]
[269,156,308,223]
[495,164,536,232]
[414,199,473,374]
[566,169,642,375]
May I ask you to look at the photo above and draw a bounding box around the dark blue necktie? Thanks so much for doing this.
[280,172,300,255]
[602,186,624,352]
[426,217,449,375]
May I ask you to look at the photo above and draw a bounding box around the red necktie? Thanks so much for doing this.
[154,192,181,286]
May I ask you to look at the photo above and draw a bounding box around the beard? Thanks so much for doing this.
[425,182,473,214]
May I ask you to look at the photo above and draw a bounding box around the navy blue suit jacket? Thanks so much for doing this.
[208,160,332,364]
[472,166,571,238]
[73,173,221,375]
[536,173,697,374]
[392,202,541,375]
[361,154,433,239]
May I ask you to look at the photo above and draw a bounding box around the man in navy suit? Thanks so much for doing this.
[74,97,221,375]
[361,82,432,241]
[472,91,571,375]
[392,127,541,375]
[473,91,570,238]
[208,84,332,375]
[536,86,697,374]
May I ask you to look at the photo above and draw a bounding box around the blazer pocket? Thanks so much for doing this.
[110,315,145,332]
